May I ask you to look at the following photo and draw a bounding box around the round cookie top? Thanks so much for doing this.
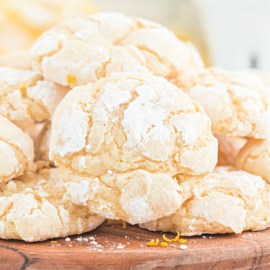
[140,166,270,235]
[0,115,34,183]
[0,168,104,242]
[236,139,270,183]
[180,67,270,138]
[30,12,203,88]
[50,72,217,177]
[0,65,68,129]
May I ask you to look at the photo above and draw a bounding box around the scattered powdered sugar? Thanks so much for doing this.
[202,235,214,239]
[107,170,113,175]
[241,233,256,239]
[179,245,188,250]
[77,236,83,242]
[117,244,126,249]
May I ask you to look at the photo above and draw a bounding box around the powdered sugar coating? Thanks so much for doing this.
[50,73,217,177]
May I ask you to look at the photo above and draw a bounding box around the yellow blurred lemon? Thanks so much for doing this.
[0,0,96,54]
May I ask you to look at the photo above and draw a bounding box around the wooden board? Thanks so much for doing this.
[1,222,270,270]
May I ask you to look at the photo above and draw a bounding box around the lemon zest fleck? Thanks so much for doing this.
[146,239,159,246]
[173,231,180,242]
[162,234,173,242]
[51,240,58,244]
[67,74,77,84]
[123,221,127,229]
[162,231,181,242]
[178,238,187,244]
[160,242,168,247]
[19,85,27,96]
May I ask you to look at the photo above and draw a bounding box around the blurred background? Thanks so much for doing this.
[0,0,269,70]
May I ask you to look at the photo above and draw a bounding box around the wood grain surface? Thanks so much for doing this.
[0,222,270,270]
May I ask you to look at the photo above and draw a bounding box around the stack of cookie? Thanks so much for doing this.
[1,12,270,242]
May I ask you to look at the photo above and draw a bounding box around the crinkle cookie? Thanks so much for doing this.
[216,135,247,166]
[140,166,270,235]
[0,115,34,183]
[236,139,270,183]
[64,168,189,224]
[0,66,68,129]
[50,72,217,177]
[1,56,68,159]
[50,73,217,224]
[30,12,203,88]
[184,67,270,138]
[0,168,104,242]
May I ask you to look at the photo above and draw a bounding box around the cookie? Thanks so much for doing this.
[64,168,189,224]
[0,115,34,183]
[30,12,203,88]
[50,72,217,177]
[0,65,68,164]
[0,66,68,129]
[140,167,270,235]
[236,139,270,183]
[0,168,104,242]
[216,135,247,166]
[50,72,217,224]
[185,67,270,138]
